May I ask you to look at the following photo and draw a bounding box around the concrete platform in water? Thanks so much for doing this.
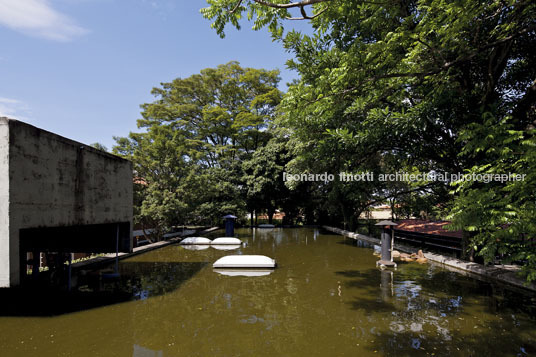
[213,255,276,269]
[211,237,242,245]
[179,237,212,245]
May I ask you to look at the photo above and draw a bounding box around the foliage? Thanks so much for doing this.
[90,142,108,152]
[114,62,283,232]
[450,116,536,281]
[202,0,536,279]
[243,138,287,219]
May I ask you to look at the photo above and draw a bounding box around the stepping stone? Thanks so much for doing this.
[213,255,276,268]
[179,237,212,245]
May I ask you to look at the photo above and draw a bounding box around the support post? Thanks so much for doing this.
[223,215,237,237]
[32,250,40,281]
[67,253,72,291]
[115,223,119,275]
[375,220,398,268]
[380,230,391,261]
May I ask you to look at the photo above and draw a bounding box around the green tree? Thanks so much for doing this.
[450,116,536,280]
[202,0,536,278]
[114,124,197,237]
[114,62,282,232]
[90,142,108,152]
[242,136,291,224]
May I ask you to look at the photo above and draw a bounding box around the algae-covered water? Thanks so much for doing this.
[0,228,535,356]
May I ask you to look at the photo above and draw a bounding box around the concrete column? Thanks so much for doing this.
[381,231,391,261]
[32,250,39,281]
[380,269,393,301]
[0,121,10,287]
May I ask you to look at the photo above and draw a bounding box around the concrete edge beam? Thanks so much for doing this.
[322,225,536,293]
[71,227,221,271]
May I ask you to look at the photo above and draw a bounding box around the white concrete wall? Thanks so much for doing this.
[0,121,10,287]
[0,118,133,287]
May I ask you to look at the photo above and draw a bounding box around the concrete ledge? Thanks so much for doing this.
[72,227,221,271]
[322,225,536,292]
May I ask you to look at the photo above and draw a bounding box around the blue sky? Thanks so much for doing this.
[0,0,311,149]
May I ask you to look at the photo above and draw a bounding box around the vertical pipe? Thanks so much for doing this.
[67,253,72,291]
[380,269,392,301]
[225,218,235,237]
[391,228,395,262]
[32,250,39,281]
[115,224,119,274]
[381,228,392,262]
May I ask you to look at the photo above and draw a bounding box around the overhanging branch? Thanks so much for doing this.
[229,0,244,13]
[287,4,329,20]
[252,0,332,9]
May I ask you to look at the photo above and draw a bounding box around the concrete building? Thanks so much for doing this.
[0,118,133,287]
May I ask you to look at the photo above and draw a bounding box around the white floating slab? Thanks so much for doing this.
[180,245,210,251]
[211,245,241,251]
[258,224,275,228]
[179,237,212,245]
[213,269,273,277]
[211,237,242,245]
[213,255,276,269]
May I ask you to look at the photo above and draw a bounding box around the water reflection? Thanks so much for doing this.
[211,245,241,251]
[213,269,274,277]
[180,245,209,251]
[255,227,284,246]
[380,269,393,301]
[133,344,163,357]
[0,261,207,316]
[0,228,535,357]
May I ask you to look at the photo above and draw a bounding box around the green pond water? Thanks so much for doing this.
[1,228,535,356]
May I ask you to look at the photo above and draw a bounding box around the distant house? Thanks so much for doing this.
[256,210,286,221]
[359,205,394,220]
[133,176,148,186]
[394,219,462,239]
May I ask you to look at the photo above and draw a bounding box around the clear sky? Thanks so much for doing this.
[0,0,311,149]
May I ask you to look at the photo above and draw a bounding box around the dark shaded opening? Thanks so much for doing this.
[0,260,207,316]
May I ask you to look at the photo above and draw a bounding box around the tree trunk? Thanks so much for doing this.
[341,205,357,232]
[267,207,275,224]
[305,206,315,225]
[462,230,475,261]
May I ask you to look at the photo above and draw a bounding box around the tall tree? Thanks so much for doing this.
[114,62,282,231]
[203,0,536,279]
[242,136,292,224]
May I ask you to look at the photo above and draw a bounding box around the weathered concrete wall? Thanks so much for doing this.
[0,118,133,287]
[0,121,10,287]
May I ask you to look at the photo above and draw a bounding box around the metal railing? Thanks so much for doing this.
[393,229,462,256]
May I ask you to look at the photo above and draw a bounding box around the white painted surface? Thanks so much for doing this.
[0,121,10,287]
[211,237,242,245]
[213,269,273,277]
[211,245,241,251]
[180,245,210,251]
[179,237,212,245]
[213,255,276,268]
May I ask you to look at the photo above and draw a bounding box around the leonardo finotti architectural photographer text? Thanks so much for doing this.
[282,172,526,184]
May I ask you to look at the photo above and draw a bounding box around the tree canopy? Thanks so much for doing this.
[114,62,287,232]
[202,0,536,280]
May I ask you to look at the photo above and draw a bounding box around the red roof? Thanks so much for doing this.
[133,177,148,186]
[394,219,462,238]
